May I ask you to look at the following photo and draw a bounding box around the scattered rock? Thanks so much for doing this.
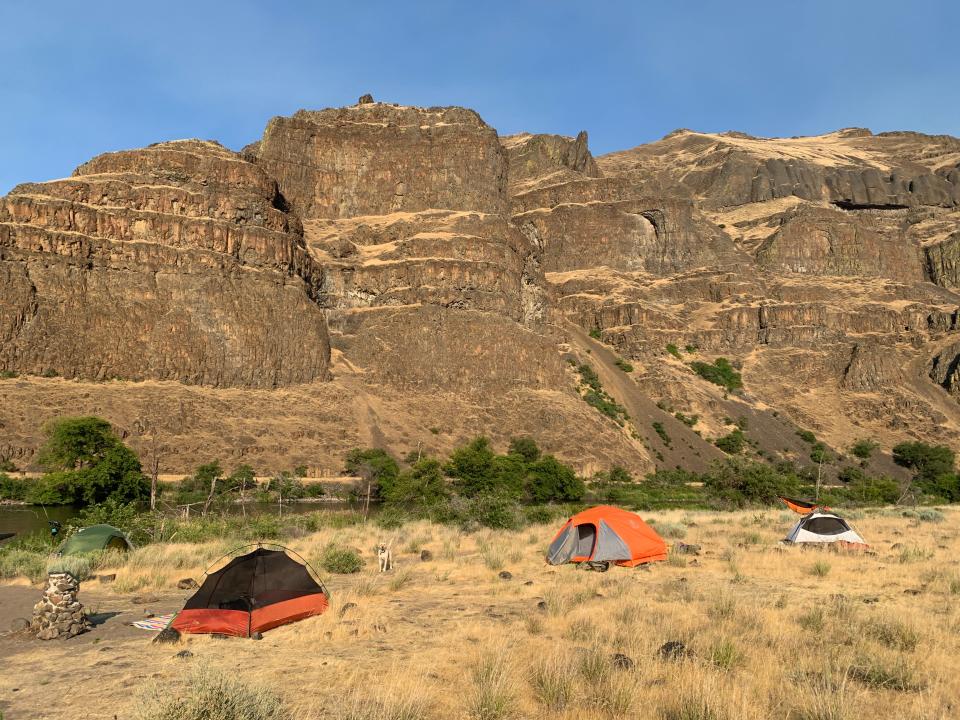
[537,600,547,612]
[676,543,701,556]
[98,574,116,584]
[251,632,264,640]
[498,571,513,581]
[131,595,160,605]
[174,650,193,659]
[176,578,199,590]
[689,559,701,567]
[657,641,689,661]
[338,602,358,618]
[143,611,155,619]
[153,627,181,645]
[523,580,533,586]
[358,93,374,104]
[612,653,634,670]
[862,596,880,604]
[211,633,230,640]
[903,588,921,596]
[420,549,433,562]
[891,543,903,549]
[9,617,30,633]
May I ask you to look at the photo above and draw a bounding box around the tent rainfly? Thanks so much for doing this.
[171,546,329,637]
[59,524,132,555]
[546,505,668,568]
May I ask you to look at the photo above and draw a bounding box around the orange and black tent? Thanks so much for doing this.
[171,546,329,637]
[546,505,667,567]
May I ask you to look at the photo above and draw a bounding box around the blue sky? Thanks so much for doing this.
[1,0,958,194]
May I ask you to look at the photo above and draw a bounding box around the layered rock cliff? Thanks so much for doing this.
[1,101,959,475]
[0,140,330,388]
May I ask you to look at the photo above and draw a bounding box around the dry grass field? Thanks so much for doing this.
[1,507,959,720]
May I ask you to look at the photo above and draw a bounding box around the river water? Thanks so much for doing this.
[0,501,367,544]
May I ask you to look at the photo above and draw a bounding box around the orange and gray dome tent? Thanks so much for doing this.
[546,505,668,567]
[171,545,329,638]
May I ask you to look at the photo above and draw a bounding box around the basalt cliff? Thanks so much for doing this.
[2,99,959,477]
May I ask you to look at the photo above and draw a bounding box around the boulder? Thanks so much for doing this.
[176,578,199,590]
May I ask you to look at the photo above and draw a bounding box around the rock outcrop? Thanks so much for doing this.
[252,104,508,219]
[0,140,330,387]
[2,102,960,474]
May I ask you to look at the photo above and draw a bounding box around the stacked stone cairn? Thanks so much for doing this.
[31,572,92,640]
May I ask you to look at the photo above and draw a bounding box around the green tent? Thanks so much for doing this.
[59,524,132,555]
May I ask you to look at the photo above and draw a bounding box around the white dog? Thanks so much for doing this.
[377,542,393,572]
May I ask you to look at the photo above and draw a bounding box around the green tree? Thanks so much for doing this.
[344,448,400,499]
[526,455,585,503]
[29,416,149,506]
[892,442,958,501]
[892,442,954,482]
[385,457,449,508]
[225,464,256,500]
[37,416,116,470]
[508,436,541,463]
[444,437,497,496]
[704,459,799,507]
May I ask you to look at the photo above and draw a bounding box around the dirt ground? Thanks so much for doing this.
[1,508,959,720]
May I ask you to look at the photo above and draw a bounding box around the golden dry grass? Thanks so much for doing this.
[1,507,959,719]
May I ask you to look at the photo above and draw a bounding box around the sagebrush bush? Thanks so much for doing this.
[321,544,364,574]
[135,667,289,720]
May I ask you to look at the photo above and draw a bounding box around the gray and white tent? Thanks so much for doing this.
[783,510,867,546]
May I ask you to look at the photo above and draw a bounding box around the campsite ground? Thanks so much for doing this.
[1,508,959,720]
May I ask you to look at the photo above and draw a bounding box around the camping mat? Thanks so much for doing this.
[132,613,175,631]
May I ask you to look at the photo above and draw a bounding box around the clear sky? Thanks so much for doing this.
[1,0,958,194]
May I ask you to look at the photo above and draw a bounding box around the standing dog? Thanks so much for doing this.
[377,542,393,572]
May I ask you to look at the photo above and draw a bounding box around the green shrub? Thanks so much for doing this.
[0,473,29,501]
[796,429,817,444]
[810,442,830,464]
[0,548,49,582]
[674,412,698,427]
[588,327,602,340]
[665,344,682,359]
[652,422,671,446]
[614,358,634,372]
[850,438,879,460]
[690,357,742,391]
[135,666,290,720]
[463,493,524,530]
[526,455,585,503]
[714,429,746,455]
[703,458,800,507]
[320,544,364,574]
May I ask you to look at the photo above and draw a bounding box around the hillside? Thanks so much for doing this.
[1,99,958,478]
